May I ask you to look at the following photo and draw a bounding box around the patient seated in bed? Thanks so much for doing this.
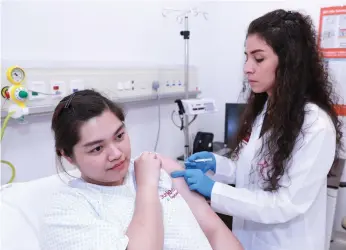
[40,90,243,250]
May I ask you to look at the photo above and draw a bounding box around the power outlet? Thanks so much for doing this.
[50,81,66,99]
[117,82,124,91]
[70,79,85,93]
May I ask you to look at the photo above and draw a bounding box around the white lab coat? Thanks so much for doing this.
[210,102,336,250]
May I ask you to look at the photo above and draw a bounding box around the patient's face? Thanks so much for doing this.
[71,110,131,186]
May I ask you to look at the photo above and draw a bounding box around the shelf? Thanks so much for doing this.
[1,90,200,119]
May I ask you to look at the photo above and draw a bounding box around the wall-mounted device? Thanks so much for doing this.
[181,98,217,115]
[1,66,29,120]
[1,64,200,119]
[174,98,217,161]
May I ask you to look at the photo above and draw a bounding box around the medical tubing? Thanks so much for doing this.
[0,160,16,183]
[1,111,15,140]
[1,111,17,184]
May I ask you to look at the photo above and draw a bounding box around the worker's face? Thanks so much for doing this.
[244,34,279,95]
[68,110,131,186]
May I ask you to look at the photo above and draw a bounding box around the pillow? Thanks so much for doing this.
[0,170,80,250]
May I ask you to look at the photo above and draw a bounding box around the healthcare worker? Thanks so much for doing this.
[171,9,343,250]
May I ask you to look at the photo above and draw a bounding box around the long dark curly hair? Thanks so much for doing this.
[229,9,343,191]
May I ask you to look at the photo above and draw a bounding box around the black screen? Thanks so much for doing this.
[224,103,246,145]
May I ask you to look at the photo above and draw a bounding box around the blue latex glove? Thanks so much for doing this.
[171,169,215,198]
[185,151,216,173]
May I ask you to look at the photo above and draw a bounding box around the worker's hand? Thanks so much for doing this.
[170,169,215,198]
[134,152,162,188]
[185,151,216,173]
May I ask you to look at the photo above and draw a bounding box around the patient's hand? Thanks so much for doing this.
[134,151,162,188]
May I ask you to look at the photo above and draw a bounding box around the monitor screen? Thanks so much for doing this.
[224,103,247,145]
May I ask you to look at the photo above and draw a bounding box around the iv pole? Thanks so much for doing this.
[162,8,208,160]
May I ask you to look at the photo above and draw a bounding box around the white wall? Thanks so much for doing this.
[1,0,205,183]
[197,0,346,141]
[1,0,346,184]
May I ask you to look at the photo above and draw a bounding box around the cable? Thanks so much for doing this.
[171,110,197,130]
[2,98,7,108]
[154,92,161,152]
[1,111,16,184]
[189,115,197,125]
[1,160,16,184]
[152,81,161,152]
[171,110,181,128]
[1,111,14,140]
[27,89,55,96]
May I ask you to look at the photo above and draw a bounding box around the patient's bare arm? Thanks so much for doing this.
[159,155,243,250]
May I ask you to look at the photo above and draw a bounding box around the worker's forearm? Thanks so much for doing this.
[126,186,164,250]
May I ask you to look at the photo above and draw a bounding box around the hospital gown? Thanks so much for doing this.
[40,161,212,250]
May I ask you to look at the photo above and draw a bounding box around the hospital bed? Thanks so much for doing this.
[0,170,81,250]
[2,165,345,250]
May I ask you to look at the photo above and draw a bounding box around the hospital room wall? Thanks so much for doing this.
[1,0,345,184]
[1,0,209,183]
[196,0,346,142]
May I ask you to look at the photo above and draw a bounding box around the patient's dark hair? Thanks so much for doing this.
[51,89,125,172]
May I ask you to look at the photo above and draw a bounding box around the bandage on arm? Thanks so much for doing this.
[159,155,243,250]
[126,186,164,250]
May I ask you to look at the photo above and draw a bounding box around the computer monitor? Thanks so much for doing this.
[224,103,247,146]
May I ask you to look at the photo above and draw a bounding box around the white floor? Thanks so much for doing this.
[330,231,346,250]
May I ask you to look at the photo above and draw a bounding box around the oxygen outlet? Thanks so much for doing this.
[19,90,28,99]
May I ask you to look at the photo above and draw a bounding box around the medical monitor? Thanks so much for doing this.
[224,103,246,146]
